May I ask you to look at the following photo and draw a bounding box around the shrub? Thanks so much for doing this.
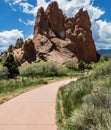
[0,66,8,79]
[20,62,67,78]
[100,54,110,62]
[91,60,111,78]
[78,60,92,71]
[64,60,78,70]
[70,89,111,130]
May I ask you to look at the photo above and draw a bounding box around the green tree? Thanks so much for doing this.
[101,54,109,62]
[3,54,19,78]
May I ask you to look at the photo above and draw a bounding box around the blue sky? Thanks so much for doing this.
[0,0,111,52]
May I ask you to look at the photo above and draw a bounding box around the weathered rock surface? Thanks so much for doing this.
[13,39,36,64]
[46,1,66,39]
[14,1,100,65]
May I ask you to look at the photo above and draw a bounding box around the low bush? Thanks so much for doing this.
[78,60,92,71]
[100,54,110,62]
[91,60,111,78]
[70,88,111,130]
[20,62,67,78]
[64,60,78,70]
[0,66,8,79]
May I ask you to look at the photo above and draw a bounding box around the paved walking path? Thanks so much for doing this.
[0,78,77,130]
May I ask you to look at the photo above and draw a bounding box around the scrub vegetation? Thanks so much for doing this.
[56,55,111,130]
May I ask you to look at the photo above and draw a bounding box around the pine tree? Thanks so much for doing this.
[3,54,19,78]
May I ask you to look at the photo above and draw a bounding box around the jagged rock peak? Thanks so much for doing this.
[14,1,100,65]
[34,6,49,35]
[34,1,66,40]
[46,2,66,39]
[73,8,91,29]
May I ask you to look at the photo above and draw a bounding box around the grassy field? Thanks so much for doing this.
[0,61,79,104]
[56,57,111,130]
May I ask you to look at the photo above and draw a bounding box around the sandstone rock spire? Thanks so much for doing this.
[14,1,100,65]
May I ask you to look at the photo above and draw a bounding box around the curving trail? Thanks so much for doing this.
[0,78,77,130]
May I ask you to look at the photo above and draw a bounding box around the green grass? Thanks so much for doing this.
[0,76,70,104]
[70,86,111,130]
[56,77,93,129]
[0,77,48,96]
[56,58,111,130]
[0,77,50,104]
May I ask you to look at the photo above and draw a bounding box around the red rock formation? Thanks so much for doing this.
[14,1,100,65]
[33,2,99,63]
[45,1,66,40]
[72,9,98,62]
[13,39,36,64]
[33,7,49,37]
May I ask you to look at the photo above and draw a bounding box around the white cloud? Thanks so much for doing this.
[26,34,33,40]
[4,0,26,4]
[5,0,48,16]
[92,20,111,49]
[26,20,35,26]
[13,0,22,4]
[96,20,111,42]
[37,0,49,9]
[19,2,35,15]
[19,18,35,26]
[18,18,23,23]
[0,29,24,52]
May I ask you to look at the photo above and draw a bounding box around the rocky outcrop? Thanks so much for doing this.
[15,38,24,49]
[13,39,36,64]
[14,1,100,65]
[33,2,99,64]
[64,8,99,63]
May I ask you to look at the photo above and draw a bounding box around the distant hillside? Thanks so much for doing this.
[98,49,111,57]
